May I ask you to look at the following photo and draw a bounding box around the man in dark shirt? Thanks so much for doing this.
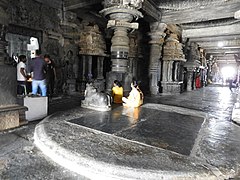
[44,54,56,98]
[29,50,47,96]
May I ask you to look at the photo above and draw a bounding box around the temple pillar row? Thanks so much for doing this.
[97,56,104,80]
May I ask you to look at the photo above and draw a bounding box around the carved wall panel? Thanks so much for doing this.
[63,41,79,79]
[79,24,107,57]
[8,0,60,32]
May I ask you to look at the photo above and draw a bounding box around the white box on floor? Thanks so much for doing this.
[24,96,48,121]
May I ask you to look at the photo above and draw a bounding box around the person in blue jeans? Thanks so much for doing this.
[29,50,47,96]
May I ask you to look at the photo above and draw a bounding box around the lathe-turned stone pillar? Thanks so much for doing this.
[185,66,195,91]
[129,31,139,78]
[184,41,201,91]
[97,56,104,80]
[79,23,107,92]
[161,24,186,94]
[81,55,87,81]
[100,0,143,93]
[148,22,167,95]
[0,1,26,130]
[206,55,213,83]
[87,56,93,81]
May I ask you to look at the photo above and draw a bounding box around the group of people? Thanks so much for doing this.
[16,50,56,98]
[112,80,144,108]
[17,50,144,107]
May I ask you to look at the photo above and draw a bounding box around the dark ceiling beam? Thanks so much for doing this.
[64,0,102,11]
[182,23,240,39]
[142,0,161,21]
[157,0,238,10]
[190,35,240,42]
[217,61,236,65]
[205,49,240,55]
[216,58,235,61]
[198,40,240,49]
[35,0,63,9]
[160,1,240,24]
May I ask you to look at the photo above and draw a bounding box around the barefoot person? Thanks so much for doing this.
[122,80,143,108]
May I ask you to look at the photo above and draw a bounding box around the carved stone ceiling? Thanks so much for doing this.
[62,0,240,66]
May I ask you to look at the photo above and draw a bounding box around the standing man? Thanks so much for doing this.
[29,50,47,96]
[44,54,56,98]
[17,55,27,95]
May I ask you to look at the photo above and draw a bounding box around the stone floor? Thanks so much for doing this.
[1,85,240,179]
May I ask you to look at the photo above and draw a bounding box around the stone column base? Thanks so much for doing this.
[161,81,183,95]
[150,85,159,95]
[66,79,77,95]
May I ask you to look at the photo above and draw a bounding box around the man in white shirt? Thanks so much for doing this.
[17,55,27,95]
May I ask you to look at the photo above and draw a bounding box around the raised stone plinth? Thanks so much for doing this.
[0,65,23,130]
[0,105,27,130]
[34,103,221,179]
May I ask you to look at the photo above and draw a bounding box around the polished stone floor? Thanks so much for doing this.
[1,85,240,179]
[70,106,204,156]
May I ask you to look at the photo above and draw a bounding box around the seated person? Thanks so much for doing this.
[112,80,123,104]
[122,80,143,108]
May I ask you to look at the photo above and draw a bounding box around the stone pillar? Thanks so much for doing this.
[183,41,201,90]
[148,22,167,95]
[207,55,213,83]
[97,56,104,80]
[87,55,93,81]
[81,55,86,81]
[78,23,107,92]
[129,31,139,78]
[100,0,143,94]
[0,1,26,130]
[174,61,180,81]
[161,24,186,94]
[185,67,195,91]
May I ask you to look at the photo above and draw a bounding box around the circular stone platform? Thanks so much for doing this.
[34,104,224,180]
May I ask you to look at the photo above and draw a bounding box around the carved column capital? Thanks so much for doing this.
[149,22,167,45]
[100,0,143,73]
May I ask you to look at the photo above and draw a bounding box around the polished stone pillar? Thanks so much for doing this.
[174,62,179,81]
[129,32,139,78]
[97,56,104,80]
[161,24,186,94]
[183,42,201,91]
[81,55,86,81]
[100,0,143,93]
[87,55,93,80]
[148,22,167,95]
[185,67,195,91]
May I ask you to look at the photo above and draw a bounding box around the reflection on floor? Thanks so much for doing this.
[69,105,204,156]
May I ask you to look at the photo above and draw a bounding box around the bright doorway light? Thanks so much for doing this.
[221,66,236,80]
[218,42,224,47]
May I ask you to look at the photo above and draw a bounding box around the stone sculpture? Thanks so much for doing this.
[81,83,111,111]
